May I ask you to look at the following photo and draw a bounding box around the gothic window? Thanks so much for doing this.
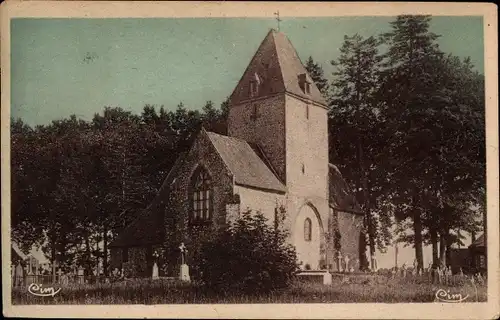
[301,163,305,174]
[304,218,312,241]
[306,104,309,119]
[190,166,213,223]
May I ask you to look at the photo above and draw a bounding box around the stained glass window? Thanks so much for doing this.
[191,167,212,222]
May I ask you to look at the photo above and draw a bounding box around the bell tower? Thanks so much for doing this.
[227,29,329,196]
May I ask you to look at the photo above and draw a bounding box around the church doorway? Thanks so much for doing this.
[293,204,322,270]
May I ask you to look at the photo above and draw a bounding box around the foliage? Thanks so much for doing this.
[378,15,485,267]
[11,275,487,304]
[305,56,330,96]
[10,100,228,274]
[328,33,388,267]
[324,15,485,269]
[196,210,299,294]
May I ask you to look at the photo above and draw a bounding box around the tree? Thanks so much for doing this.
[380,16,485,270]
[305,56,329,97]
[329,33,386,270]
[379,15,445,271]
[197,210,299,294]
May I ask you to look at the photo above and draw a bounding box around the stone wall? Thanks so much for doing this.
[228,94,287,183]
[166,130,235,231]
[234,185,285,224]
[163,129,236,277]
[337,210,363,271]
[285,95,329,202]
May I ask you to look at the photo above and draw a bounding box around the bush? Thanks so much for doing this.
[197,210,299,294]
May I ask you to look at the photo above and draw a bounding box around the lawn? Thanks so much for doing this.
[11,274,487,304]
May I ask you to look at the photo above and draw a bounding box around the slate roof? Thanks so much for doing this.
[230,29,327,107]
[328,163,363,215]
[206,131,286,193]
[12,242,28,260]
[109,152,188,248]
[469,234,485,248]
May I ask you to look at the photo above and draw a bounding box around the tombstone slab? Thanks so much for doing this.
[179,264,190,282]
[323,271,332,285]
[152,262,159,280]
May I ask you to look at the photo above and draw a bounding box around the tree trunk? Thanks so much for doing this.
[445,229,452,267]
[366,213,377,270]
[395,243,399,269]
[483,206,487,272]
[413,208,424,271]
[439,232,446,267]
[430,227,439,267]
[103,226,108,276]
[358,137,376,271]
[85,235,92,276]
[96,240,100,281]
[359,230,369,271]
[51,236,57,284]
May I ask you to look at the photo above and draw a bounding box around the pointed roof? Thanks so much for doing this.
[109,152,188,248]
[110,129,287,248]
[230,29,327,107]
[469,234,485,248]
[11,242,28,261]
[206,131,286,193]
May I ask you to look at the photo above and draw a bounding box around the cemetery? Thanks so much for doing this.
[11,237,488,304]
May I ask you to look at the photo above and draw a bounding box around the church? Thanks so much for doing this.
[109,29,364,278]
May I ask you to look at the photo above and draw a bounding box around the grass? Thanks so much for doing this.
[12,274,488,304]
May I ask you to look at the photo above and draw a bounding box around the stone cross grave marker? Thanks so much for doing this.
[152,250,159,280]
[179,243,190,282]
[343,255,350,273]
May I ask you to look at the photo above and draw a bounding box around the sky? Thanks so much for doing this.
[11,17,484,268]
[11,16,484,126]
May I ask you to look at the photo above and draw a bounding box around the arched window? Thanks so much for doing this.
[304,218,312,241]
[190,167,213,223]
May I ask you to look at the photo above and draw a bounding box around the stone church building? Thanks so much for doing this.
[110,29,364,278]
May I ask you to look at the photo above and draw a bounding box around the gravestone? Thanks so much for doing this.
[337,252,343,272]
[15,262,24,286]
[152,262,159,280]
[179,243,190,282]
[371,256,378,272]
[343,255,350,273]
[152,250,159,280]
[57,268,63,284]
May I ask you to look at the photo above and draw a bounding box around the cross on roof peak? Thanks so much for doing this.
[274,11,282,31]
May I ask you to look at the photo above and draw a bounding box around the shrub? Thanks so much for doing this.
[197,210,299,294]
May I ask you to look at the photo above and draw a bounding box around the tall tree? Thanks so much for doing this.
[329,34,386,270]
[380,15,485,270]
[379,15,445,271]
[305,56,330,97]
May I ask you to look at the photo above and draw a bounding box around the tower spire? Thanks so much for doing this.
[274,11,282,31]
